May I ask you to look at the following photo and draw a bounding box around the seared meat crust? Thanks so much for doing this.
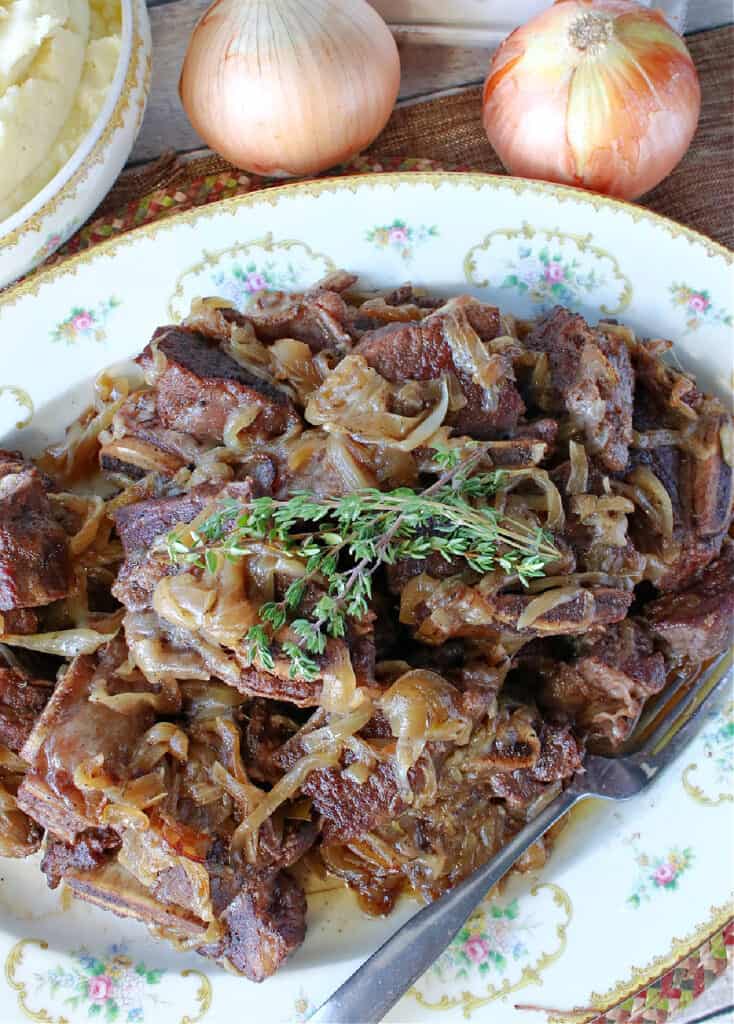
[2,281,732,984]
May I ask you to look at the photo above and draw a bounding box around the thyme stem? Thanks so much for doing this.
[166,445,561,680]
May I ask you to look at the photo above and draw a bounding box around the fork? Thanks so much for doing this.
[310,653,732,1024]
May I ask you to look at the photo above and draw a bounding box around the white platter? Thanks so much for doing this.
[0,173,732,1024]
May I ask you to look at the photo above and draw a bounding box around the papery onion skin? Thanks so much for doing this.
[482,0,701,200]
[179,0,401,177]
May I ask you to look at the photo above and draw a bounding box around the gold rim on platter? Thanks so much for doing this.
[0,170,731,311]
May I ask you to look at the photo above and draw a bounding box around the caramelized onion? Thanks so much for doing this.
[223,404,262,449]
[567,440,589,494]
[270,338,324,401]
[499,469,565,531]
[720,420,734,468]
[516,586,588,630]
[299,702,374,755]
[232,750,340,853]
[125,613,212,684]
[133,724,190,772]
[343,762,371,784]
[627,466,675,540]
[182,681,245,717]
[325,435,376,491]
[441,307,508,404]
[379,670,472,788]
[0,614,123,657]
[99,437,186,476]
[118,826,214,926]
[306,354,450,451]
[41,394,129,483]
[0,784,41,858]
[50,494,106,555]
[570,492,634,547]
[153,567,258,650]
[143,336,169,382]
[319,644,359,714]
[525,572,621,592]
[89,675,181,714]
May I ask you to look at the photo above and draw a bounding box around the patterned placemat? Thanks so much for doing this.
[44,24,732,267]
[593,922,732,1024]
[28,23,732,1024]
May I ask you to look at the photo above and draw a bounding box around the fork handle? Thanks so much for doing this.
[310,787,583,1024]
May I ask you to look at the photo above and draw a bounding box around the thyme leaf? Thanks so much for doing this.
[167,446,560,677]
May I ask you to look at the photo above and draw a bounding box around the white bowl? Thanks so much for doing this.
[0,0,152,289]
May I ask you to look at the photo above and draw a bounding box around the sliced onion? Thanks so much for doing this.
[208,764,261,863]
[306,354,450,451]
[132,724,190,773]
[516,586,586,630]
[125,614,212,684]
[41,392,129,483]
[99,437,185,476]
[441,305,507,403]
[343,762,371,784]
[379,670,472,788]
[720,420,734,468]
[566,440,589,494]
[319,645,359,714]
[287,431,325,472]
[50,494,106,555]
[499,469,565,531]
[628,466,675,540]
[0,746,26,773]
[118,825,214,925]
[231,749,340,853]
[0,791,42,857]
[525,572,620,593]
[223,403,262,450]
[0,613,123,657]
[270,338,324,401]
[182,681,245,716]
[325,435,376,491]
[299,701,374,755]
[88,675,181,715]
[571,494,635,518]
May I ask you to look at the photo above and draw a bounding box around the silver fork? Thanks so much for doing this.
[310,653,732,1024]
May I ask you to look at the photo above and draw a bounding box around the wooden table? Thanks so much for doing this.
[135,0,732,165]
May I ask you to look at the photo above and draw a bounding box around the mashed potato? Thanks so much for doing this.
[0,0,121,223]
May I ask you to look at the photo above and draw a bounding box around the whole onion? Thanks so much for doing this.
[482,0,701,200]
[179,0,401,177]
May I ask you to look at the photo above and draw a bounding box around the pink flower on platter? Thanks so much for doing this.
[389,227,409,245]
[521,266,542,286]
[653,863,677,886]
[246,272,267,293]
[88,975,114,1003]
[71,312,94,331]
[688,294,710,313]
[544,262,565,283]
[464,937,490,963]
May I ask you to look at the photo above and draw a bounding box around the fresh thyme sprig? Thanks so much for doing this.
[166,446,560,681]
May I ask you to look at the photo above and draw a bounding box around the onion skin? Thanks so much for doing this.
[179,0,401,177]
[482,0,701,200]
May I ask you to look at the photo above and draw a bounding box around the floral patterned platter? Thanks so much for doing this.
[0,173,732,1024]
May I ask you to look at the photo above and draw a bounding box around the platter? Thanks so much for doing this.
[0,173,731,1024]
